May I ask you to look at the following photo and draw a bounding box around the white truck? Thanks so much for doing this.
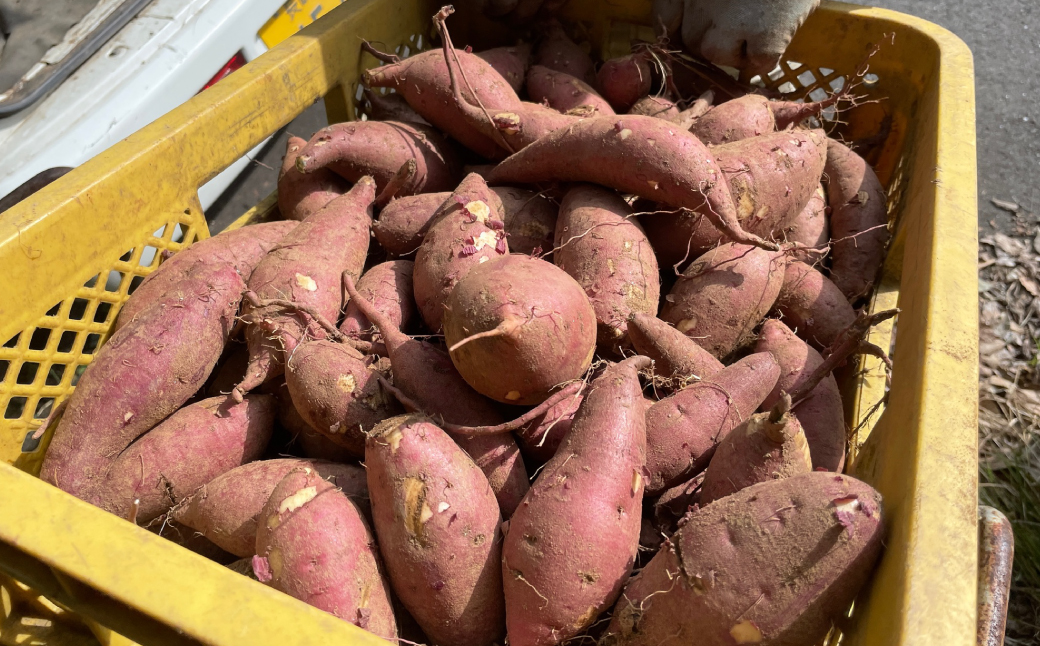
[0,0,343,210]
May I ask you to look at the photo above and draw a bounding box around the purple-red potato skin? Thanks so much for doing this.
[93,395,273,522]
[487,115,753,251]
[364,90,430,124]
[41,264,243,500]
[172,458,369,557]
[535,22,596,86]
[644,130,828,263]
[444,255,596,405]
[514,392,583,464]
[627,312,724,380]
[366,415,506,646]
[756,319,846,471]
[285,340,401,457]
[413,173,509,332]
[340,260,418,341]
[652,473,704,536]
[689,94,776,145]
[373,188,554,257]
[344,275,530,516]
[477,43,532,93]
[597,54,652,112]
[698,407,813,504]
[254,468,397,639]
[824,139,890,299]
[497,187,558,255]
[278,136,349,222]
[555,184,660,352]
[373,192,450,256]
[628,95,680,122]
[715,130,827,238]
[606,473,885,646]
[238,179,375,393]
[206,343,251,398]
[295,121,462,195]
[502,356,650,646]
[114,221,295,332]
[644,352,780,494]
[775,261,857,350]
[660,243,787,359]
[363,48,522,159]
[785,183,829,249]
[526,65,615,115]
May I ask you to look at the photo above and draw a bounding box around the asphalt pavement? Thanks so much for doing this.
[862,0,1039,232]
[206,1,1039,233]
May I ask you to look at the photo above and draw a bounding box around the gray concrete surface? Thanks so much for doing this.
[861,0,1039,232]
[206,1,1039,232]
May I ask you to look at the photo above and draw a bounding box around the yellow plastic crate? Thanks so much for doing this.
[0,1,978,644]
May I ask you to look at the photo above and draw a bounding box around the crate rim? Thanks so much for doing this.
[0,2,979,645]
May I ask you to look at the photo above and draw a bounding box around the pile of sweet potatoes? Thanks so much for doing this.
[38,7,899,645]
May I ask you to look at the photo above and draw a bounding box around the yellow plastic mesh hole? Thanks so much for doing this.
[0,213,203,472]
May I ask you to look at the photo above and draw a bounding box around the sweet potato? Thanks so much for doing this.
[413,173,509,332]
[205,342,250,397]
[554,184,660,353]
[436,17,581,155]
[114,220,295,332]
[92,395,273,522]
[497,187,557,254]
[534,21,596,86]
[526,65,615,116]
[502,356,649,646]
[674,89,714,129]
[651,472,704,537]
[689,94,775,145]
[372,187,554,257]
[344,276,530,516]
[514,391,583,464]
[660,242,787,359]
[367,415,505,646]
[644,352,780,494]
[339,260,418,341]
[627,312,723,381]
[284,340,401,457]
[372,192,450,256]
[172,458,369,557]
[689,93,842,145]
[254,468,397,639]
[698,395,813,504]
[597,53,653,112]
[363,45,522,159]
[628,95,679,121]
[294,121,462,196]
[641,130,828,263]
[605,473,884,646]
[775,260,857,350]
[278,136,350,222]
[477,43,532,93]
[784,182,829,248]
[486,114,776,251]
[363,89,429,125]
[444,254,597,405]
[236,178,375,396]
[755,319,846,471]
[824,138,890,300]
[715,129,828,236]
[41,264,243,501]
